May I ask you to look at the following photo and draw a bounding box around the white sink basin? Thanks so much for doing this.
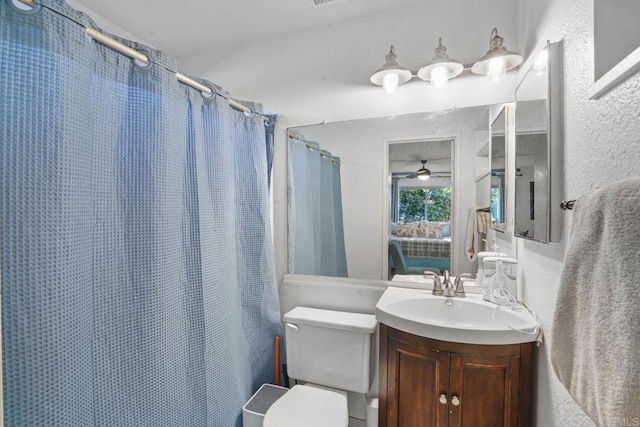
[375,286,539,345]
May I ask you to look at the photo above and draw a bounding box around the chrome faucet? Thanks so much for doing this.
[424,271,474,298]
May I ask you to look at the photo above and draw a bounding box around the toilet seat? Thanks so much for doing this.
[263,384,348,427]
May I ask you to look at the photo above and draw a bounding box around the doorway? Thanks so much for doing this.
[384,138,456,280]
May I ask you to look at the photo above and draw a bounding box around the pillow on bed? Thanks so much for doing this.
[395,222,417,237]
[419,221,440,238]
[417,221,451,239]
[396,221,451,238]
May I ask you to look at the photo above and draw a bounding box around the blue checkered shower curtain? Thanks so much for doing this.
[0,1,281,425]
[287,136,347,277]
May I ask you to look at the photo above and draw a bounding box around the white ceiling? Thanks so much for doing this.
[389,140,452,163]
[74,0,423,59]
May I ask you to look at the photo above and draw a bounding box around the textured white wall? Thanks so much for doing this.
[508,0,640,426]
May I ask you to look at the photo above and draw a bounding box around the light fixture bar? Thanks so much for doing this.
[371,28,522,89]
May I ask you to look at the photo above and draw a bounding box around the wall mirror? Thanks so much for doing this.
[490,107,507,232]
[287,106,490,281]
[514,40,564,243]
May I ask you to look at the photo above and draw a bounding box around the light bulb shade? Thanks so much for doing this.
[417,38,464,85]
[416,167,431,180]
[370,45,412,88]
[471,28,523,75]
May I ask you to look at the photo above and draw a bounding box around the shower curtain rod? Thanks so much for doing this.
[17,0,270,123]
[87,28,271,123]
[288,132,339,163]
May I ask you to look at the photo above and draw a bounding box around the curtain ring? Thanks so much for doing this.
[6,0,41,14]
[201,85,217,100]
[132,48,152,69]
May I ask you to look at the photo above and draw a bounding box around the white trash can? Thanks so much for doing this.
[242,383,289,427]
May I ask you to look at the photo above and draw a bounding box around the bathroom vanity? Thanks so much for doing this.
[375,286,538,427]
[378,325,533,427]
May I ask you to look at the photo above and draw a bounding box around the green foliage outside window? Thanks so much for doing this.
[490,187,502,223]
[399,188,451,222]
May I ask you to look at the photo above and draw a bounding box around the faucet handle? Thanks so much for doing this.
[423,271,443,296]
[454,274,474,297]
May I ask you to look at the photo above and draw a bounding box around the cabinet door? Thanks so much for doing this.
[448,353,521,427]
[385,336,450,427]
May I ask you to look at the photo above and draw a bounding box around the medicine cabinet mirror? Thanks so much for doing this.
[514,40,564,243]
[489,107,506,232]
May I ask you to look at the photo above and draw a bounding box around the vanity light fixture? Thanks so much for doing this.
[417,38,464,88]
[416,160,431,181]
[371,29,522,92]
[471,28,523,82]
[369,45,413,94]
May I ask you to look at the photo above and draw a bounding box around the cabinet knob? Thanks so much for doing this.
[439,393,448,404]
[451,395,460,406]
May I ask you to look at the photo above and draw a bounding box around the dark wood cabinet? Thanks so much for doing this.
[379,325,534,427]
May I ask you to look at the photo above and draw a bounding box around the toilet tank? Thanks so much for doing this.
[283,307,378,394]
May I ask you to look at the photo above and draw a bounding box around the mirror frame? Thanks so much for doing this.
[514,40,564,243]
[489,106,507,233]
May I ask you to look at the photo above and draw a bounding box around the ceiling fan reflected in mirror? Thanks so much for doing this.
[416,160,430,181]
[391,163,451,180]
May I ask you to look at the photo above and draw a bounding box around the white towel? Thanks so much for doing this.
[476,211,490,234]
[465,207,480,261]
[551,178,640,426]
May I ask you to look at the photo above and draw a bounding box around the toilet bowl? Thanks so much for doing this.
[263,384,348,427]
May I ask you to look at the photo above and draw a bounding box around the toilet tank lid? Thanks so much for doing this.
[284,307,377,334]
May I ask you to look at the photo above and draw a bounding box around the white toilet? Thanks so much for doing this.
[264,306,378,427]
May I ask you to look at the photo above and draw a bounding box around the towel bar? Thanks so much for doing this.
[560,200,576,210]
